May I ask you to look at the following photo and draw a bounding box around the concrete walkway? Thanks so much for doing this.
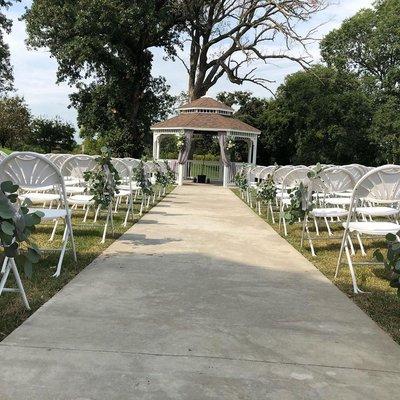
[1,184,400,399]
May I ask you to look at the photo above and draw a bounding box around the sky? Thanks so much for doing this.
[5,0,375,138]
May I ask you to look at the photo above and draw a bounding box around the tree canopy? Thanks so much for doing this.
[24,0,183,156]
[222,66,377,166]
[0,96,31,149]
[28,117,76,153]
[321,0,400,94]
[0,0,18,92]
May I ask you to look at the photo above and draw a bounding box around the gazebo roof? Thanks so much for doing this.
[151,96,260,135]
[178,97,234,113]
[151,112,260,134]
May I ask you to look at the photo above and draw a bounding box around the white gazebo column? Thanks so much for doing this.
[247,139,253,163]
[152,133,161,160]
[223,164,229,188]
[252,137,258,165]
[178,164,184,186]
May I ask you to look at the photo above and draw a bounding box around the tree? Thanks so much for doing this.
[0,1,17,92]
[369,95,400,164]
[28,117,76,153]
[24,0,183,156]
[174,0,327,100]
[71,77,176,157]
[221,66,376,166]
[321,0,400,94]
[0,96,31,149]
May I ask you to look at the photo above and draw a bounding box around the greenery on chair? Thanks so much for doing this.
[83,147,121,209]
[373,232,400,296]
[0,181,43,277]
[133,161,153,196]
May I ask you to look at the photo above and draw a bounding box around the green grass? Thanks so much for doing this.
[0,148,12,155]
[233,189,400,344]
[0,187,174,341]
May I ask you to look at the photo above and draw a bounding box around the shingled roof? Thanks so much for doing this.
[151,112,260,134]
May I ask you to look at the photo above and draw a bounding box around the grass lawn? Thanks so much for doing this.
[0,148,12,155]
[233,189,400,345]
[0,187,174,341]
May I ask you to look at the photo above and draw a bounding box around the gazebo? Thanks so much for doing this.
[151,97,261,187]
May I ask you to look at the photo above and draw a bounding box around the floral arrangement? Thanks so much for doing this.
[226,138,236,151]
[83,147,121,209]
[0,181,43,277]
[176,133,186,152]
[133,161,153,195]
[373,232,400,296]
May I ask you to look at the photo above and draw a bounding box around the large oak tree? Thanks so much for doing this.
[173,0,327,100]
[24,0,182,156]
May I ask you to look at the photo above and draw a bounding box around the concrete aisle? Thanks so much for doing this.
[1,184,400,399]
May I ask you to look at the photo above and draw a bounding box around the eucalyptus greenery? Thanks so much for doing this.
[255,174,276,203]
[0,181,43,277]
[155,162,175,188]
[133,161,153,196]
[234,170,248,191]
[83,147,121,209]
[283,164,325,224]
[373,232,400,296]
[284,182,314,225]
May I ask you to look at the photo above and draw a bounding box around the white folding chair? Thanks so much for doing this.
[61,155,97,222]
[278,167,311,236]
[336,165,400,294]
[303,167,355,256]
[0,152,77,279]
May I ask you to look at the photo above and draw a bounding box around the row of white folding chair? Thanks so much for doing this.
[0,152,77,310]
[303,167,356,256]
[336,165,400,293]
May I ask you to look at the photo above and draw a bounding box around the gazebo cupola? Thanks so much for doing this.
[151,97,260,187]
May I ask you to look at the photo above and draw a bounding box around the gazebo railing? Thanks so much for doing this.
[186,160,222,181]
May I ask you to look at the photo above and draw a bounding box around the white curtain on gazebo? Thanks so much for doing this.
[177,131,193,164]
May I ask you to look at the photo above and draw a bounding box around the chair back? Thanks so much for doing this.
[112,158,130,184]
[351,165,400,205]
[0,152,65,190]
[281,167,311,191]
[0,150,7,161]
[342,164,365,184]
[51,154,72,168]
[61,154,97,181]
[273,166,297,186]
[122,158,140,170]
[313,167,355,194]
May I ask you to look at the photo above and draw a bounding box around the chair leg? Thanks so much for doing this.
[269,203,275,224]
[313,216,320,236]
[323,217,332,236]
[83,206,91,222]
[49,219,59,242]
[93,205,101,223]
[101,209,111,244]
[335,230,348,278]
[344,244,363,294]
[356,232,366,256]
[0,259,30,310]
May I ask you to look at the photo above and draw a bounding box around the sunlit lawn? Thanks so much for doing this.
[0,187,174,341]
[233,189,400,345]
